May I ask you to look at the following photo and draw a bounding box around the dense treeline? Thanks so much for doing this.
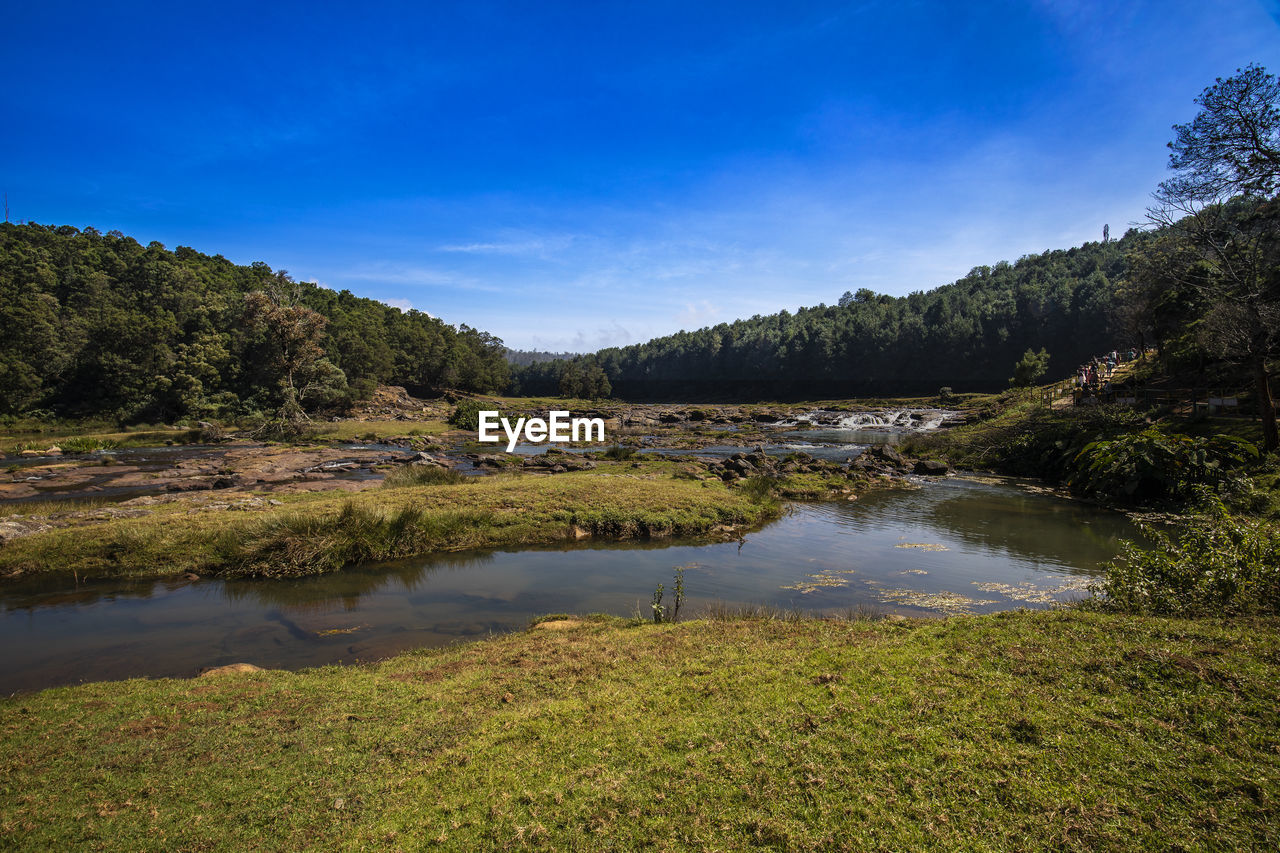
[0,223,508,420]
[515,234,1138,399]
[503,349,578,367]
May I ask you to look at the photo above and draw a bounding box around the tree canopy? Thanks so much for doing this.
[514,236,1134,400]
[0,223,509,420]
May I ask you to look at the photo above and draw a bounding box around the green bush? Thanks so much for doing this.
[601,444,638,461]
[57,437,120,453]
[1069,427,1257,503]
[738,474,781,502]
[449,400,487,431]
[1090,510,1280,616]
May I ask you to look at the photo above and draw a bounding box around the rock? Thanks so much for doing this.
[913,459,950,476]
[533,618,583,631]
[19,450,42,458]
[870,446,905,466]
[0,520,52,545]
[198,663,265,677]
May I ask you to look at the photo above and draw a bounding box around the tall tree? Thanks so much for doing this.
[242,272,348,425]
[1150,65,1280,450]
[1162,64,1280,202]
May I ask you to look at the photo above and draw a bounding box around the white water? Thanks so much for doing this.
[787,408,960,432]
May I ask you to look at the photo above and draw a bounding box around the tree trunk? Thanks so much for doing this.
[1255,357,1279,452]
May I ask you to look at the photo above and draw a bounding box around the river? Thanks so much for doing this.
[0,471,1138,694]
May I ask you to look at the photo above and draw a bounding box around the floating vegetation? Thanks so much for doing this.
[870,587,996,615]
[898,569,929,575]
[971,578,1091,605]
[316,625,367,637]
[894,543,949,551]
[782,569,858,594]
[1124,510,1191,525]
[954,474,1007,486]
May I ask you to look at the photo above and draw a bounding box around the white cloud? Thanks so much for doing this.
[338,262,507,293]
[380,297,415,312]
[435,232,578,259]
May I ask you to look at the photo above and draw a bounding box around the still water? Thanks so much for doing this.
[0,475,1139,694]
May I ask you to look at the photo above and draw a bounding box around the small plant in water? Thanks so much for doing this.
[651,565,687,623]
[651,583,665,623]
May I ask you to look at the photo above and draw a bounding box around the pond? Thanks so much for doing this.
[0,474,1139,694]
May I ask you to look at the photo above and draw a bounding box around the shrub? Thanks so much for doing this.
[57,437,120,453]
[601,444,638,461]
[1089,509,1280,616]
[1069,427,1257,503]
[449,400,487,431]
[738,475,781,502]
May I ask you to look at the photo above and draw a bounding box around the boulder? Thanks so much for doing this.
[198,663,265,677]
[870,446,905,466]
[0,520,52,545]
[913,459,950,476]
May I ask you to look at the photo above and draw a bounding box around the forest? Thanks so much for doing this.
[514,233,1136,399]
[0,224,509,421]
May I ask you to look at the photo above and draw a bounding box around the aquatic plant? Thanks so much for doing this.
[650,565,687,623]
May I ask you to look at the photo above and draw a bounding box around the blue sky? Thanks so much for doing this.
[4,1,1279,351]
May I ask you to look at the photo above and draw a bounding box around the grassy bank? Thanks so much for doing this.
[0,469,777,580]
[1,610,1276,850]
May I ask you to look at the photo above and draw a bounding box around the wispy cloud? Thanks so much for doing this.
[338,262,507,293]
[435,232,578,260]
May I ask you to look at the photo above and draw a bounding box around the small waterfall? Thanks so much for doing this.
[788,408,959,432]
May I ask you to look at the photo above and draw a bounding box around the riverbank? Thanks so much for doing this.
[1,609,1275,850]
[0,467,779,580]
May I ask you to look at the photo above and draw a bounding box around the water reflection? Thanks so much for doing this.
[0,476,1140,693]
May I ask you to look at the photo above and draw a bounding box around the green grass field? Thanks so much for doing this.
[1,610,1275,851]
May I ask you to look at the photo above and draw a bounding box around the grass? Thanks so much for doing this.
[380,464,469,488]
[0,497,115,519]
[1,610,1276,851]
[0,467,778,579]
[2,427,201,455]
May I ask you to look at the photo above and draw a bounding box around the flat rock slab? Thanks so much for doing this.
[198,663,267,677]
